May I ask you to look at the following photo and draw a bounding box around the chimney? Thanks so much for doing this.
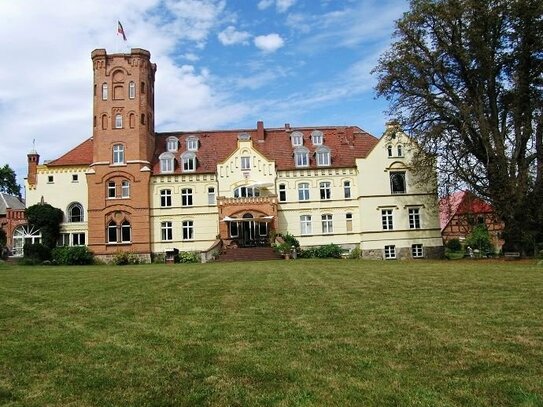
[284,123,291,132]
[256,120,265,141]
[27,150,40,187]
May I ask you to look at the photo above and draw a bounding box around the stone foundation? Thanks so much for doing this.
[362,245,444,260]
[95,253,152,264]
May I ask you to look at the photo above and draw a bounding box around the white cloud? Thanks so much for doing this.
[276,0,296,13]
[257,0,274,10]
[183,53,200,62]
[254,33,285,53]
[218,26,251,45]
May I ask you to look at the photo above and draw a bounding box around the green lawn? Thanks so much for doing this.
[0,259,542,407]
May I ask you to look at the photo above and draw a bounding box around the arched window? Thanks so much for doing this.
[291,131,303,147]
[67,202,84,222]
[294,146,309,167]
[12,225,41,257]
[129,113,135,128]
[167,137,178,152]
[115,114,123,129]
[311,130,323,145]
[315,146,331,166]
[182,152,196,172]
[107,221,118,243]
[387,144,393,157]
[397,145,403,157]
[101,114,108,130]
[159,152,175,173]
[390,171,406,194]
[102,83,108,100]
[121,220,131,243]
[186,136,199,151]
[129,81,136,99]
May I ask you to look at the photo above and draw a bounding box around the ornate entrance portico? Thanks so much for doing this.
[217,196,278,247]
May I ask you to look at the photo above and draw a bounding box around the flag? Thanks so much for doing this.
[117,21,127,41]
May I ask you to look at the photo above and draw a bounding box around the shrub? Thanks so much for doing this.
[446,238,462,252]
[51,246,94,265]
[179,251,200,263]
[112,251,141,265]
[347,246,361,259]
[281,232,300,249]
[299,244,344,259]
[465,224,493,254]
[23,243,51,262]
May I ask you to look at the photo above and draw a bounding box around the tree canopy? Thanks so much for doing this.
[25,203,64,250]
[374,0,543,252]
[0,164,21,198]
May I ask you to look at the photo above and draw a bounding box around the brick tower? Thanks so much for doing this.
[87,48,157,260]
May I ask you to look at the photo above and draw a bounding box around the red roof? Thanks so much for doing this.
[47,138,93,167]
[439,191,495,230]
[44,124,379,173]
[152,125,379,174]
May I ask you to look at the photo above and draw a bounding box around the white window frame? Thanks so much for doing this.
[208,187,215,205]
[115,114,123,129]
[321,214,333,234]
[102,83,108,100]
[72,233,85,246]
[382,209,393,230]
[186,137,199,151]
[278,184,286,202]
[121,180,130,198]
[182,152,196,172]
[181,188,193,207]
[112,144,125,165]
[166,137,178,152]
[182,220,194,240]
[240,156,251,170]
[161,221,173,241]
[316,147,330,167]
[346,212,353,232]
[129,81,136,99]
[67,202,84,222]
[384,245,396,259]
[412,244,424,258]
[160,189,172,207]
[319,181,331,200]
[294,147,309,167]
[343,180,351,199]
[298,183,310,201]
[121,220,131,243]
[291,131,303,147]
[311,130,323,145]
[107,181,116,198]
[300,215,312,235]
[409,208,421,229]
[159,152,175,174]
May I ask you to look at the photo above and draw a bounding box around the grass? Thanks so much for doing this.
[0,259,542,406]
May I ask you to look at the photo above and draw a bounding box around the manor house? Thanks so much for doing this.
[22,48,443,261]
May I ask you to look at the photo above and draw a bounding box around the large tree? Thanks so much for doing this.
[374,0,543,253]
[0,164,21,198]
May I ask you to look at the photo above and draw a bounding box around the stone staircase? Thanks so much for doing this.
[218,246,283,262]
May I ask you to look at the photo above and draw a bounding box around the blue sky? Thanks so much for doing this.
[0,0,408,188]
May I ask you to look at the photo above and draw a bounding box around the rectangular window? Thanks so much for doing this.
[320,181,331,200]
[108,181,116,198]
[208,187,215,205]
[160,189,172,207]
[121,222,131,243]
[161,221,173,241]
[115,114,123,129]
[390,171,406,194]
[300,215,312,235]
[344,181,351,199]
[160,158,174,173]
[182,220,194,240]
[107,223,118,243]
[102,83,108,100]
[72,233,85,246]
[321,214,333,234]
[183,156,196,172]
[112,144,125,164]
[58,233,70,247]
[409,208,421,229]
[346,213,353,232]
[382,209,393,230]
[72,174,79,183]
[384,245,396,259]
[187,138,198,151]
[295,151,309,167]
[316,151,330,166]
[129,81,136,99]
[229,221,239,238]
[278,184,286,202]
[181,188,193,206]
[259,222,268,236]
[412,244,424,258]
[240,156,251,170]
[121,181,130,198]
[47,175,54,183]
[298,183,310,201]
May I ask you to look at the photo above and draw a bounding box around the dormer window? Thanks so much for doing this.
[182,152,196,172]
[315,146,331,166]
[291,131,303,147]
[311,130,323,145]
[159,152,175,173]
[186,136,199,151]
[294,146,309,167]
[166,137,178,152]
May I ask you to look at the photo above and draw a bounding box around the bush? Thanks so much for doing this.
[347,246,361,259]
[23,243,51,262]
[112,251,141,265]
[51,246,94,265]
[446,238,462,252]
[300,244,344,259]
[465,224,493,254]
[179,251,200,263]
[280,232,300,249]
